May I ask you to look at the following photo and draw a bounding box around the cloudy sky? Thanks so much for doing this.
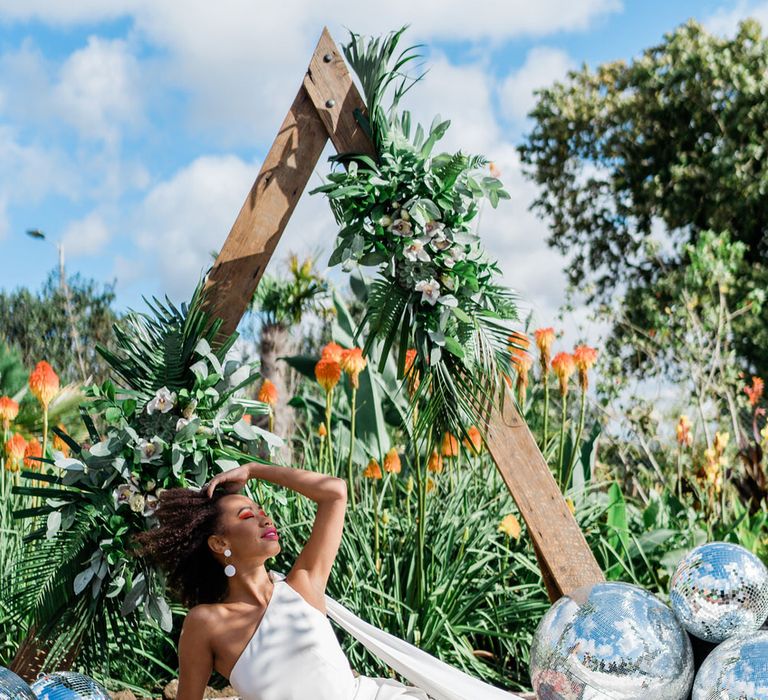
[0,0,763,340]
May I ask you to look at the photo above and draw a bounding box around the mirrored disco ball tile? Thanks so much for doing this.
[0,668,36,700]
[670,542,768,643]
[30,673,111,700]
[692,631,768,700]
[529,581,694,700]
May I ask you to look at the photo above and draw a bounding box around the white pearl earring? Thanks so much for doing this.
[224,548,236,577]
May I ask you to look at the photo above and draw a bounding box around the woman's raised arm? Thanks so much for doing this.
[205,462,347,597]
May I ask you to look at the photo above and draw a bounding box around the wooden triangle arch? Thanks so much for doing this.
[8,25,604,690]
[202,27,604,602]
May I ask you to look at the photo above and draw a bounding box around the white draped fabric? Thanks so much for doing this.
[273,571,521,700]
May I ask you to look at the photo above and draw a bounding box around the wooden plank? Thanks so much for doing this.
[203,28,372,337]
[201,82,328,337]
[483,385,605,598]
[303,28,375,157]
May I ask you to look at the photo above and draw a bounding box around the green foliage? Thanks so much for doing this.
[0,343,27,397]
[0,269,118,384]
[519,17,768,376]
[312,28,517,443]
[270,459,549,693]
[251,254,329,328]
[3,282,277,676]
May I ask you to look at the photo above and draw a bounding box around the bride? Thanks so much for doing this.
[132,461,519,700]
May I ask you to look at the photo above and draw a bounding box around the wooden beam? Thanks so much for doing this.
[303,28,375,157]
[483,385,605,597]
[202,28,372,336]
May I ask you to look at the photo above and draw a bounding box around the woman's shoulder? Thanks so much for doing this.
[183,602,227,635]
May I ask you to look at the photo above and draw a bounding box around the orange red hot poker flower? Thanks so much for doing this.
[28,361,60,408]
[441,432,459,458]
[321,342,344,363]
[534,327,556,371]
[463,426,483,455]
[744,376,764,407]
[0,396,19,431]
[257,379,279,406]
[4,433,27,472]
[340,347,367,389]
[24,438,42,470]
[427,449,443,473]
[551,352,576,397]
[572,345,599,391]
[315,358,341,393]
[363,458,382,479]
[404,348,420,396]
[383,448,401,474]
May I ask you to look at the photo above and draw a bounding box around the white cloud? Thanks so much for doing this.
[0,36,142,145]
[499,46,574,123]
[54,36,143,144]
[125,154,259,299]
[0,125,77,202]
[0,0,621,143]
[0,0,622,38]
[704,1,768,34]
[61,212,111,256]
[402,52,501,154]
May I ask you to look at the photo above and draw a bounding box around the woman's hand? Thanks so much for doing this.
[204,464,253,498]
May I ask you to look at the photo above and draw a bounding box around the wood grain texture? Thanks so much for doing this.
[202,28,373,337]
[303,28,375,157]
[483,384,605,598]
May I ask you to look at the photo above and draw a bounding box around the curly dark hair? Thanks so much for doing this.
[130,486,235,608]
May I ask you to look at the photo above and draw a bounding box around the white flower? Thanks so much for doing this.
[414,278,441,305]
[176,417,191,431]
[403,237,432,263]
[137,437,164,462]
[389,218,413,236]
[429,230,452,251]
[443,246,466,269]
[129,493,146,513]
[113,482,139,510]
[143,494,159,517]
[424,220,445,238]
[146,386,177,414]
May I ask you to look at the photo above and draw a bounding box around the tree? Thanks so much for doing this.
[519,18,768,377]
[249,254,329,457]
[0,269,119,384]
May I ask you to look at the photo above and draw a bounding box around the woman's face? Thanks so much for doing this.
[212,494,281,560]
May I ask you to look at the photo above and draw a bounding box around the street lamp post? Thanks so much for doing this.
[25,229,88,382]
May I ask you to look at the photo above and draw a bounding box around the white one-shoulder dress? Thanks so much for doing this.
[228,570,430,700]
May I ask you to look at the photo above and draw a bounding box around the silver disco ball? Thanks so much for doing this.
[692,631,768,699]
[529,581,694,700]
[669,542,768,643]
[30,673,110,700]
[0,668,36,700]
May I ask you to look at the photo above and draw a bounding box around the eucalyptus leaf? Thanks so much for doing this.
[73,566,96,595]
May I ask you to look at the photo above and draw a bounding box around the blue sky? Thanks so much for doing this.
[0,0,762,334]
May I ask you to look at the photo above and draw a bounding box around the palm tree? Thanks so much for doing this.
[250,255,329,459]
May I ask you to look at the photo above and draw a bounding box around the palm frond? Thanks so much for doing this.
[96,279,235,397]
[342,26,425,153]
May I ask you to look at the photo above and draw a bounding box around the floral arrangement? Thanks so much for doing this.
[7,285,277,668]
[311,28,519,442]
